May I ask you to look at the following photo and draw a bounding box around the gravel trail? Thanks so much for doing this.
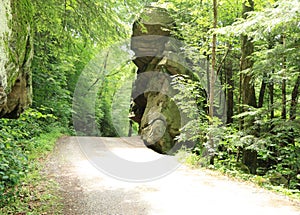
[46,136,300,215]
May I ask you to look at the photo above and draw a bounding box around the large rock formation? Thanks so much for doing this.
[0,0,33,118]
[130,7,192,153]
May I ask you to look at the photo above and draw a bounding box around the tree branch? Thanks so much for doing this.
[216,44,231,76]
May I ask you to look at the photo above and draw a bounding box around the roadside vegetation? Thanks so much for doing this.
[1,0,299,212]
[0,109,65,214]
[169,0,300,197]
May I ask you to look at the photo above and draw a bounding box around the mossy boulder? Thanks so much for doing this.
[130,7,188,153]
[0,0,33,118]
[269,172,288,186]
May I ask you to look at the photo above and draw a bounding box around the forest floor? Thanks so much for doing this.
[45,136,300,215]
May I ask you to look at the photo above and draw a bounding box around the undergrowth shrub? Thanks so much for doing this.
[0,107,58,206]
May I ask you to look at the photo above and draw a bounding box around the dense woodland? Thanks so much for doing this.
[1,0,300,211]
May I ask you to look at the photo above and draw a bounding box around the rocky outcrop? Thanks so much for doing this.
[130,7,193,153]
[0,0,33,118]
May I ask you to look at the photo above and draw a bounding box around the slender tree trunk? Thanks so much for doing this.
[281,79,287,119]
[265,41,274,121]
[63,0,67,29]
[258,77,267,108]
[206,54,210,95]
[257,76,267,135]
[226,56,234,124]
[238,65,243,130]
[281,35,287,120]
[208,0,218,165]
[290,74,300,120]
[269,72,275,120]
[240,0,257,174]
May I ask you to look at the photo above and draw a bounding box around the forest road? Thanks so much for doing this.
[46,136,300,215]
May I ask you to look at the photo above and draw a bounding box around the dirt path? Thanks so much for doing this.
[46,136,300,215]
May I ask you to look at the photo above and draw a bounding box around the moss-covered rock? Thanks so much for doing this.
[130,7,188,154]
[269,172,289,186]
[0,0,33,118]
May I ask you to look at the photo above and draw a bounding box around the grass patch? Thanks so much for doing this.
[0,127,65,215]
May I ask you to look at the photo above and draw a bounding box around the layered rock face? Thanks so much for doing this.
[0,0,33,118]
[130,7,190,153]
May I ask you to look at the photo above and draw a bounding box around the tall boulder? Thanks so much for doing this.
[0,0,33,118]
[130,7,192,153]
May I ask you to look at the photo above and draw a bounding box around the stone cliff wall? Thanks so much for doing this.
[0,0,33,118]
[130,7,192,153]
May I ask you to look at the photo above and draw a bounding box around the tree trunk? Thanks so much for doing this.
[208,0,218,165]
[238,68,243,130]
[269,73,275,120]
[257,76,266,135]
[290,74,300,120]
[258,77,267,108]
[281,35,287,120]
[240,0,257,174]
[206,54,210,96]
[282,79,287,120]
[240,40,256,109]
[226,57,234,124]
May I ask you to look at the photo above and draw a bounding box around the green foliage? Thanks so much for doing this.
[222,0,300,38]
[0,108,60,207]
[0,134,27,201]
[162,0,300,194]
[171,75,208,143]
[0,127,63,214]
[31,0,149,134]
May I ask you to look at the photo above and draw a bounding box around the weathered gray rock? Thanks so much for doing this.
[0,0,33,118]
[130,7,188,153]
